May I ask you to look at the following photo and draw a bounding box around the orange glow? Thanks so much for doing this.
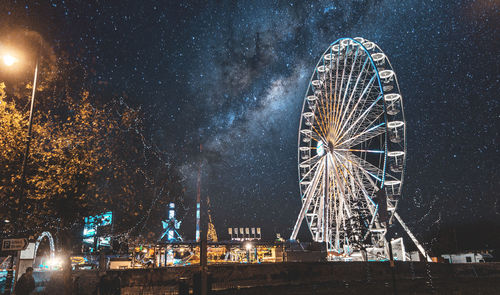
[2,54,18,66]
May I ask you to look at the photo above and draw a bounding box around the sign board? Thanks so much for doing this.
[20,242,36,259]
[1,238,28,251]
[83,212,113,252]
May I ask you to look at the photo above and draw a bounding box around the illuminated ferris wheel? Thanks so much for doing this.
[290,37,428,261]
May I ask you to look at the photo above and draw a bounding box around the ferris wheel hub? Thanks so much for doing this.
[326,140,335,152]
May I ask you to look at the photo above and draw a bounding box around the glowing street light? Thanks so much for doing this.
[2,54,18,66]
[1,46,40,221]
[2,44,40,295]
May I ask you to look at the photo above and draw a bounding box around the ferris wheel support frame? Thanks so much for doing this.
[394,212,432,262]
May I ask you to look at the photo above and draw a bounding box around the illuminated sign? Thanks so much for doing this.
[228,227,261,241]
[82,212,113,251]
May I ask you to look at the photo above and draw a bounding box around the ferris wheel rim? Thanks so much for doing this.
[294,37,407,255]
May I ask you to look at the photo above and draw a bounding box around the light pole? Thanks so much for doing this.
[2,52,39,222]
[2,52,39,295]
[18,56,39,221]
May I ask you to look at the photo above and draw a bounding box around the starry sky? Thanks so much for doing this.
[1,0,499,250]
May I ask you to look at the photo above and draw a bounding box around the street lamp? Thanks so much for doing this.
[2,54,18,67]
[1,45,40,295]
[1,49,39,220]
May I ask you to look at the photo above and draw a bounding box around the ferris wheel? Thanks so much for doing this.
[290,37,428,261]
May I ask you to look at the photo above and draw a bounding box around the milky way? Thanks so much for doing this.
[1,0,498,247]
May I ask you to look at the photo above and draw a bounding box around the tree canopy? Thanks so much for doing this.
[0,43,184,246]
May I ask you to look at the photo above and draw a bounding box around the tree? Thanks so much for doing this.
[0,47,183,248]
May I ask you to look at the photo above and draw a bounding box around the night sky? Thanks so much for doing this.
[1,1,499,249]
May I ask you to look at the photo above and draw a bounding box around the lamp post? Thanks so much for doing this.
[2,52,39,221]
[18,56,39,220]
[2,52,39,295]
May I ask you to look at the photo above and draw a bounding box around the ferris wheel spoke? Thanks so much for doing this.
[346,161,361,216]
[335,93,383,145]
[301,126,328,146]
[349,62,377,106]
[334,154,368,207]
[299,159,322,183]
[329,45,348,138]
[347,99,386,144]
[333,56,370,139]
[310,84,331,139]
[313,175,330,236]
[341,160,380,211]
[331,45,352,139]
[302,159,325,205]
[330,162,342,250]
[337,122,386,148]
[325,56,335,135]
[330,47,341,134]
[349,152,400,186]
[336,65,376,134]
[331,157,358,250]
[299,153,321,166]
[333,46,360,138]
[305,182,324,239]
[292,157,326,240]
[312,130,326,143]
[307,97,329,139]
[335,148,385,154]
[334,153,376,195]
[329,154,356,219]
[332,152,377,214]
[311,124,328,143]
[337,82,382,142]
[315,61,330,136]
[311,84,331,139]
[349,154,384,183]
[315,101,331,139]
[334,151,383,184]
[300,154,325,183]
